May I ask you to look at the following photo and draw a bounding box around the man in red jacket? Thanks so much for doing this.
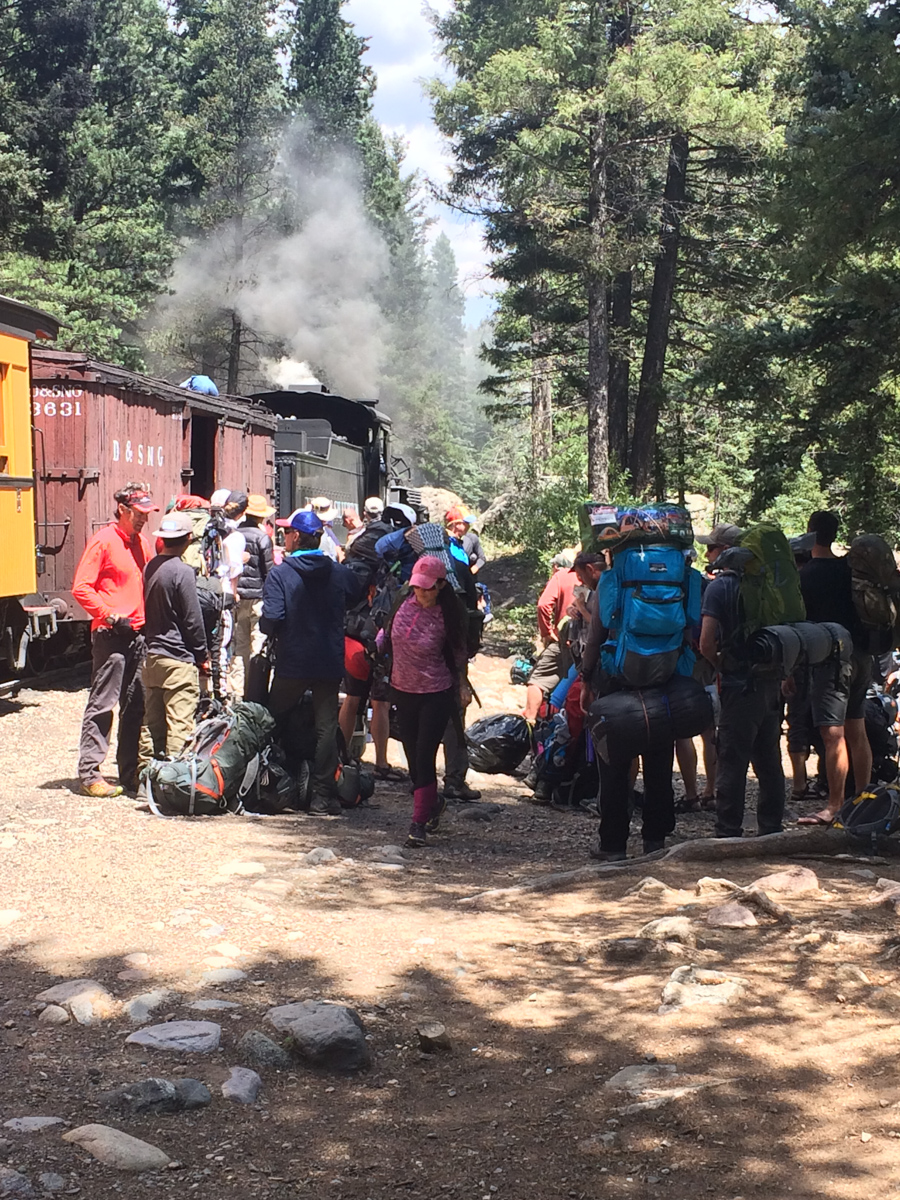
[522,556,579,721]
[72,482,158,797]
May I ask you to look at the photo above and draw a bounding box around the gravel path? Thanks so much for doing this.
[1,659,898,1199]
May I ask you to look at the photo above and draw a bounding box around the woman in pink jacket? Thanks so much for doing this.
[387,556,469,847]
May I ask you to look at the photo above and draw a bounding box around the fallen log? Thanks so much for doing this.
[458,827,846,905]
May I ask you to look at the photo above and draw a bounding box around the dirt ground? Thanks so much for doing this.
[2,653,900,1199]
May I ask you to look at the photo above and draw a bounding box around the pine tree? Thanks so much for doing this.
[286,0,374,143]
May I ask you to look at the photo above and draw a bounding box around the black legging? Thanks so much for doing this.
[393,686,455,789]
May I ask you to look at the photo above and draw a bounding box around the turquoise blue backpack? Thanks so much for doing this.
[599,545,701,688]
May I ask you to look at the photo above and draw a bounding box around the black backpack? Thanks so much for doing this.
[836,785,900,851]
[242,744,304,814]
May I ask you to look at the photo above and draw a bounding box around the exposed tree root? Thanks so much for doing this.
[458,827,848,905]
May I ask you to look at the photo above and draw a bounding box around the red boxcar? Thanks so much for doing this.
[30,350,276,617]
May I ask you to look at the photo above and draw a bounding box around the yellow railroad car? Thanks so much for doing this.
[0,295,60,686]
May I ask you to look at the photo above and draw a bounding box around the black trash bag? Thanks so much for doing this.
[588,676,713,766]
[465,713,532,774]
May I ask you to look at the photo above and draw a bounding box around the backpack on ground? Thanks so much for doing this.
[835,784,900,850]
[849,534,900,654]
[510,656,535,685]
[598,544,701,688]
[865,686,900,785]
[242,744,304,814]
[146,701,275,817]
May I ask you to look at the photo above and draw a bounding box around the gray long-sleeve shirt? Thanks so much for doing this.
[143,554,207,665]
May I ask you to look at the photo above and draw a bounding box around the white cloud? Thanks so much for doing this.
[345,0,496,325]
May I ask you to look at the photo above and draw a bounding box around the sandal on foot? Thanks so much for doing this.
[674,797,701,814]
[797,810,838,827]
[791,782,827,802]
[374,765,407,783]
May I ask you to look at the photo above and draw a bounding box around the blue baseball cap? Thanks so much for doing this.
[276,508,323,535]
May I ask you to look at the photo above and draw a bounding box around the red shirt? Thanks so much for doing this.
[72,523,153,632]
[537,568,578,642]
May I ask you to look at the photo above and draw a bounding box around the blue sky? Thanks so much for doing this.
[344,0,497,326]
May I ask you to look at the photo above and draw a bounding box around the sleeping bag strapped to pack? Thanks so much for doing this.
[598,545,701,688]
[849,534,900,655]
[587,675,714,766]
[146,701,275,816]
[579,502,695,552]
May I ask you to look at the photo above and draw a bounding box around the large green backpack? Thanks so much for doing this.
[738,523,806,635]
[716,523,805,663]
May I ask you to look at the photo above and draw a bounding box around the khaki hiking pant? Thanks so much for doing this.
[227,597,265,700]
[138,654,200,772]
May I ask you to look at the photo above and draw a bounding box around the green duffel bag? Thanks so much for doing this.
[146,701,276,817]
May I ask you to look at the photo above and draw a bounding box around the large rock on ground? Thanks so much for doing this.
[125,1020,221,1054]
[638,917,695,946]
[62,1124,171,1172]
[266,1001,370,1072]
[3,1117,64,1134]
[0,1167,34,1197]
[604,1064,677,1093]
[750,867,820,896]
[99,1078,212,1115]
[35,980,117,1026]
[238,1030,293,1070]
[660,965,748,1014]
[221,1067,262,1104]
[706,902,758,929]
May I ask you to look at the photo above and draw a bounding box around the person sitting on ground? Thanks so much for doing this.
[522,554,580,722]
[228,493,274,701]
[381,556,470,847]
[798,509,872,826]
[137,513,208,781]
[699,523,786,840]
[261,510,365,815]
[72,482,158,797]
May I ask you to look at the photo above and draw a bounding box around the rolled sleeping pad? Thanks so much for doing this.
[748,621,853,673]
[587,675,714,766]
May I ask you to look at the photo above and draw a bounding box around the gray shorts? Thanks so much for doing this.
[529,641,572,695]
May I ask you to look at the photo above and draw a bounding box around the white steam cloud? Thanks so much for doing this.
[158,125,389,397]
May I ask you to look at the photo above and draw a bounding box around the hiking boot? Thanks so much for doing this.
[80,780,123,799]
[309,795,342,816]
[426,794,448,834]
[589,845,627,862]
[406,821,427,848]
[642,839,666,855]
[443,782,481,801]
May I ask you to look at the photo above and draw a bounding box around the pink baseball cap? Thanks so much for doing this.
[410,555,447,589]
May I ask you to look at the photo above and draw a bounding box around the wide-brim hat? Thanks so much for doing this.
[246,493,276,519]
[309,495,340,522]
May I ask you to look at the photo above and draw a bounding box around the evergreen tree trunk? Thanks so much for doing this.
[630,133,689,494]
[530,319,553,469]
[586,116,610,501]
[608,269,632,474]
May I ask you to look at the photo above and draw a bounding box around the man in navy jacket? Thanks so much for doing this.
[261,510,364,815]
